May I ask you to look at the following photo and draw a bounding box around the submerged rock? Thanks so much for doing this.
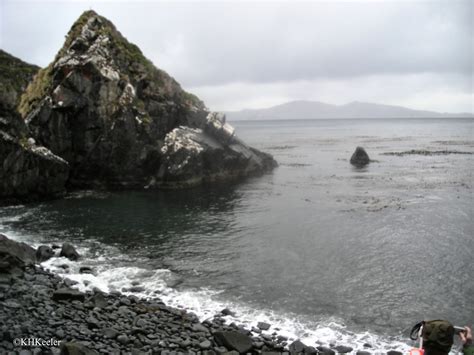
[21,10,276,190]
[350,146,370,167]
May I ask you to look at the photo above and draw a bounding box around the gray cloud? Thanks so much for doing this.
[1,0,472,112]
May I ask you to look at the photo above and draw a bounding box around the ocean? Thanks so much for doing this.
[1,118,473,353]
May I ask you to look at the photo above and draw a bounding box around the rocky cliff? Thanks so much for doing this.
[0,51,69,202]
[21,10,276,189]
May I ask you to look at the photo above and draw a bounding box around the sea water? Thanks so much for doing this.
[1,118,473,353]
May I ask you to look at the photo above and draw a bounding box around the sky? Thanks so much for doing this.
[0,0,472,113]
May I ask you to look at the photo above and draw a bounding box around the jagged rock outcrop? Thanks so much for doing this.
[0,52,69,202]
[21,10,276,189]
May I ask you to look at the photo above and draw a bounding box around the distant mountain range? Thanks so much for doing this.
[224,100,473,121]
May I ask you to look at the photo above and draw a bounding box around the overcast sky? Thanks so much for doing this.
[1,0,472,113]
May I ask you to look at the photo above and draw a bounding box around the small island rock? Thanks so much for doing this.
[350,146,370,167]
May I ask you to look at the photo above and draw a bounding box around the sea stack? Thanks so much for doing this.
[350,146,370,167]
[20,10,276,190]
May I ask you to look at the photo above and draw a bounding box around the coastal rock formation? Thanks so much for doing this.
[0,52,69,201]
[0,49,39,112]
[350,146,370,167]
[0,125,70,201]
[21,10,276,189]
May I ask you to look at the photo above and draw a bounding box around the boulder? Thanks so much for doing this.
[157,126,275,188]
[289,340,307,354]
[36,245,55,262]
[317,346,336,355]
[334,345,353,353]
[60,341,98,355]
[52,288,85,302]
[350,146,370,167]
[60,243,80,261]
[257,322,271,331]
[214,331,253,354]
[79,266,93,274]
[21,10,276,190]
[220,308,236,316]
[0,234,36,275]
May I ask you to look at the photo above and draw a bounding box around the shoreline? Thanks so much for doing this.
[0,234,405,355]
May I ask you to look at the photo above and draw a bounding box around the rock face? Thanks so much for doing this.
[0,49,39,111]
[0,52,69,202]
[21,10,276,189]
[350,146,370,167]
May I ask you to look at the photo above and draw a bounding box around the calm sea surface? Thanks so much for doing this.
[1,118,473,352]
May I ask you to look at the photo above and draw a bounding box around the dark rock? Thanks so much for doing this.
[0,52,66,202]
[199,340,212,349]
[257,322,271,331]
[334,345,353,353]
[79,266,93,274]
[386,352,403,355]
[220,308,235,316]
[356,352,371,355]
[52,288,85,302]
[214,331,253,354]
[304,346,318,354]
[102,328,118,339]
[192,323,210,333]
[117,334,130,345]
[0,94,68,203]
[129,286,145,293]
[60,243,80,261]
[317,346,336,355]
[350,146,370,167]
[36,245,55,262]
[289,340,307,353]
[91,293,108,308]
[0,50,39,113]
[60,342,98,354]
[21,10,276,191]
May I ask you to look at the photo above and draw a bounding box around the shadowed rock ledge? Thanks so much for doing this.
[18,10,276,191]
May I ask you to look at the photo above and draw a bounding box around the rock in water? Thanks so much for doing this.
[60,243,80,261]
[21,10,276,189]
[350,146,370,167]
[36,245,55,262]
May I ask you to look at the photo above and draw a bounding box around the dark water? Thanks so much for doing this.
[1,118,473,351]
